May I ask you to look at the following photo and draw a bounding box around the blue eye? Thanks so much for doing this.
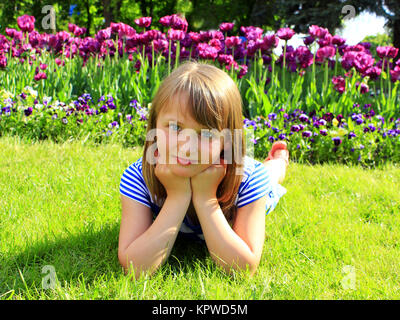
[169,123,180,131]
[200,130,214,138]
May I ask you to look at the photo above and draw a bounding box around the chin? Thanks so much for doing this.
[169,164,205,178]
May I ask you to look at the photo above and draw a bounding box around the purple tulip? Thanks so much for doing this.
[294,46,314,69]
[353,52,375,73]
[332,35,346,46]
[276,28,295,41]
[68,23,86,37]
[303,35,315,46]
[238,65,248,79]
[341,51,358,70]
[364,66,381,81]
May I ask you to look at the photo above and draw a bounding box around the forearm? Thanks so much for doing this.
[120,195,190,278]
[193,197,258,274]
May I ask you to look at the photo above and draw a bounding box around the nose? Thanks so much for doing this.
[177,133,198,158]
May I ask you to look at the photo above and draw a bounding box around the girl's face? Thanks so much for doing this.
[155,93,225,178]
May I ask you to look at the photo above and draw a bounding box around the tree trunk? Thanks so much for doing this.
[249,0,269,27]
[114,0,123,23]
[86,0,92,36]
[102,0,112,27]
[393,18,400,65]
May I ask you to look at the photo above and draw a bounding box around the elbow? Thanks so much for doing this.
[214,255,260,277]
[118,249,160,280]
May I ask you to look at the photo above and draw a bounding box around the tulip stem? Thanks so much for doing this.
[168,39,171,75]
[283,40,287,93]
[175,41,180,69]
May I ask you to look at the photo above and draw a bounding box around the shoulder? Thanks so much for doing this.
[119,157,152,205]
[240,156,268,185]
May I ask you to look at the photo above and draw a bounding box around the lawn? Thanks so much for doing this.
[1,133,400,300]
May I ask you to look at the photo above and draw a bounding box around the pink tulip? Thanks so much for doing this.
[34,72,47,81]
[219,22,234,32]
[197,43,219,60]
[0,54,7,68]
[309,25,328,39]
[377,46,399,59]
[332,76,346,94]
[17,15,35,33]
[260,34,279,52]
[276,27,295,41]
[55,58,65,66]
[316,45,336,61]
[390,66,400,82]
[135,17,152,28]
[167,29,185,41]
[225,36,242,49]
[332,35,346,46]
[189,32,201,43]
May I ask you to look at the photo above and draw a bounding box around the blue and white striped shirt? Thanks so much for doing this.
[119,156,286,242]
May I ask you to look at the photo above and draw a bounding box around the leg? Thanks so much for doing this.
[262,142,289,185]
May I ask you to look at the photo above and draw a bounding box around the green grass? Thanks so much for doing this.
[1,133,400,300]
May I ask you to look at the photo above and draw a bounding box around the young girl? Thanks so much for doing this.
[118,61,289,278]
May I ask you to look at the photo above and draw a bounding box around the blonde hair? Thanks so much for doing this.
[142,60,245,225]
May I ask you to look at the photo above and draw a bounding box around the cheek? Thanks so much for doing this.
[157,128,177,155]
[198,139,222,163]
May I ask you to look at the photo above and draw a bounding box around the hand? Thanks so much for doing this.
[154,161,192,199]
[190,158,227,202]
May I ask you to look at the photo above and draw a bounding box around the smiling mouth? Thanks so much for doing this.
[176,156,195,165]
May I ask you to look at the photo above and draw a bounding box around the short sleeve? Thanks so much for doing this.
[236,162,271,208]
[119,161,152,209]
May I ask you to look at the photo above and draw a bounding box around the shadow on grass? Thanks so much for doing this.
[1,223,210,296]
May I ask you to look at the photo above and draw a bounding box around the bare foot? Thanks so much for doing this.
[266,141,289,167]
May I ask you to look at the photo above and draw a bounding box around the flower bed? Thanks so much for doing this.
[1,14,400,166]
